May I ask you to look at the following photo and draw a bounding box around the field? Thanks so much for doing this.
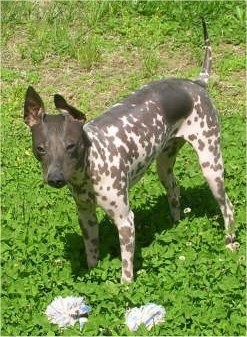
[1,1,246,336]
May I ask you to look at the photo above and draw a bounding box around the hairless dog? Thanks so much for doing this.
[24,19,236,283]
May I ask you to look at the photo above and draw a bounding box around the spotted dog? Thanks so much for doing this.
[24,19,236,283]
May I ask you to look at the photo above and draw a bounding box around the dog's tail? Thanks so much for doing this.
[196,18,212,87]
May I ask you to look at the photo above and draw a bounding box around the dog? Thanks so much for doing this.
[24,19,236,283]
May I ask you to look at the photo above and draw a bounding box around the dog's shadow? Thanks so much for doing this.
[63,183,222,279]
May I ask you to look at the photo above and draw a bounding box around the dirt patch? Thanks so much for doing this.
[2,28,245,119]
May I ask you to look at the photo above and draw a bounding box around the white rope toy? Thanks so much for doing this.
[125,303,166,331]
[45,296,91,330]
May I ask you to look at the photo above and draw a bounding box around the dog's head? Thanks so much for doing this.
[24,86,91,188]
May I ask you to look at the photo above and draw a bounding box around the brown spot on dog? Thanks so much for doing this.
[107,209,115,218]
[91,238,99,246]
[123,259,129,268]
[210,163,222,171]
[124,270,132,279]
[203,128,218,138]
[188,134,197,141]
[171,198,179,207]
[215,177,225,201]
[198,139,205,150]
[88,220,96,227]
[125,243,133,252]
[214,153,221,164]
[209,145,215,153]
[214,138,220,146]
[82,227,89,239]
[119,226,133,245]
[202,161,210,168]
[92,150,99,159]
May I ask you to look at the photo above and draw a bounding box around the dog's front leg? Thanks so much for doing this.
[110,209,135,283]
[119,212,135,283]
[76,202,99,269]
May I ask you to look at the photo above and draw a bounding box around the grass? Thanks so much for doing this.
[1,1,246,336]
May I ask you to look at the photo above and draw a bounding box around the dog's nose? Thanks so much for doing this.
[47,172,66,188]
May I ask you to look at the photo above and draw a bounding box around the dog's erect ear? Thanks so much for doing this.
[54,94,87,122]
[24,86,45,127]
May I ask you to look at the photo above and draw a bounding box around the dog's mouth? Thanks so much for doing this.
[48,180,66,189]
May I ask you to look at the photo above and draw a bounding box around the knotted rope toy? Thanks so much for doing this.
[45,296,91,330]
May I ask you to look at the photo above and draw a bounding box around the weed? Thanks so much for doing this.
[234,5,246,25]
[142,52,160,78]
[72,36,101,70]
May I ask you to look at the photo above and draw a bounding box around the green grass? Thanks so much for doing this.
[1,1,246,336]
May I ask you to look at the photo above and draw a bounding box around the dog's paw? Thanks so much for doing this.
[226,241,240,252]
[226,233,239,252]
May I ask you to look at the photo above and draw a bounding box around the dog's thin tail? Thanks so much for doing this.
[196,17,212,87]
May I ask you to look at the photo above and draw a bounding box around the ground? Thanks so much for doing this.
[1,1,246,336]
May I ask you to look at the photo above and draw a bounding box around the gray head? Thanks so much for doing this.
[24,86,90,188]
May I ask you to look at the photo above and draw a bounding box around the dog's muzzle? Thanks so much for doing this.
[47,171,66,188]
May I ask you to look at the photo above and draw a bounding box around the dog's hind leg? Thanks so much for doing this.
[156,137,185,222]
[178,123,236,250]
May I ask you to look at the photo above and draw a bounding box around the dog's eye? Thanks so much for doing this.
[36,145,46,155]
[66,143,76,152]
